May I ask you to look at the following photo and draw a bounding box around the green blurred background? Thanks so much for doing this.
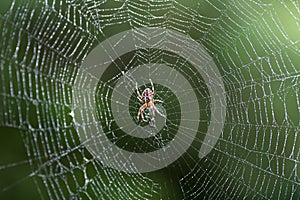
[0,0,299,199]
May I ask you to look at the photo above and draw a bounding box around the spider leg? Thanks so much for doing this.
[150,103,156,118]
[149,79,154,96]
[154,99,163,103]
[153,104,165,118]
[137,96,143,103]
[149,103,156,128]
[137,103,148,122]
[150,118,156,128]
[136,83,143,100]
[153,99,164,116]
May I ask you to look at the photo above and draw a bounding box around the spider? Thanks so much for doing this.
[136,79,164,127]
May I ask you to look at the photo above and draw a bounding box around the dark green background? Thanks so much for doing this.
[0,0,299,199]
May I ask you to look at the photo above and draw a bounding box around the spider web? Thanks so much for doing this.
[0,0,300,199]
